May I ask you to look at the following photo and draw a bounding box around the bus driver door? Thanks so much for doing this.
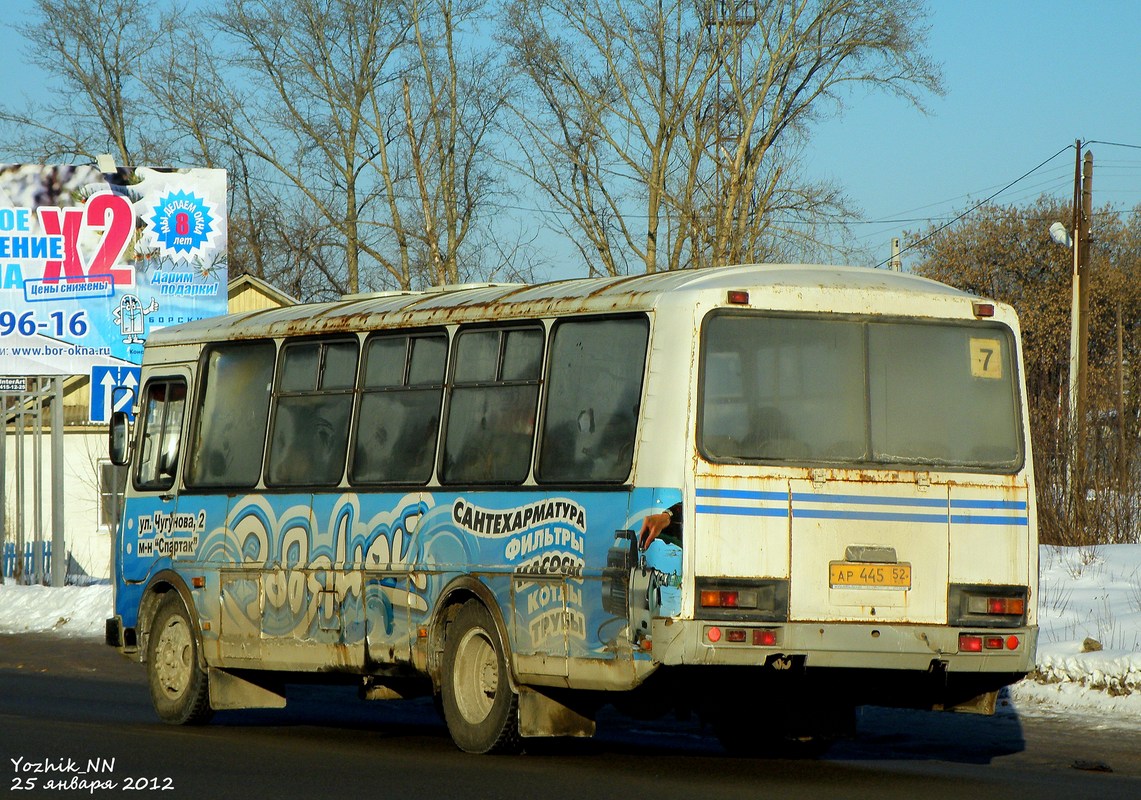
[120,374,193,584]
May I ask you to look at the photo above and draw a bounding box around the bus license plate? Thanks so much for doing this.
[829,562,911,589]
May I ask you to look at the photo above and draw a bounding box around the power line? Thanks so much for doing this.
[1086,139,1141,151]
[232,139,1130,252]
[872,143,1076,269]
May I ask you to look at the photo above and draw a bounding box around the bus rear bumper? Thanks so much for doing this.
[650,618,1038,674]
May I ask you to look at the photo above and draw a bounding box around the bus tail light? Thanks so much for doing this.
[959,633,1022,653]
[753,628,778,646]
[980,597,1025,616]
[959,634,983,652]
[948,584,1028,628]
[703,626,781,646]
[701,589,746,609]
[695,578,788,622]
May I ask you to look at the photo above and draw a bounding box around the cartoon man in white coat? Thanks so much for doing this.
[113,293,159,344]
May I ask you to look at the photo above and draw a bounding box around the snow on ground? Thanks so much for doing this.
[0,581,112,638]
[1009,544,1141,728]
[1,545,1140,726]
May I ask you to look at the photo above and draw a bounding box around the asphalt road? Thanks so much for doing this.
[1,634,1139,799]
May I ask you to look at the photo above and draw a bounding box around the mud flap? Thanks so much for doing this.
[208,667,287,710]
[517,686,596,738]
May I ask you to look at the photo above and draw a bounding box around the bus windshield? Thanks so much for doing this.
[699,313,1023,471]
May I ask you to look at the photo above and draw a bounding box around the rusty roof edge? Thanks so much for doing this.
[146,264,992,347]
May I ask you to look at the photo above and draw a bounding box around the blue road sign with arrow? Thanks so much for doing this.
[89,366,141,423]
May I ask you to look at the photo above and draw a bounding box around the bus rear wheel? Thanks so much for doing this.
[440,600,520,754]
[147,592,213,725]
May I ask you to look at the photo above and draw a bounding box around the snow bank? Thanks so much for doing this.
[0,581,112,637]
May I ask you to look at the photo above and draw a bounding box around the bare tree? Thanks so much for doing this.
[0,1,297,288]
[0,0,169,165]
[181,0,518,295]
[140,16,288,284]
[0,0,521,298]
[501,0,942,275]
[396,0,511,286]
[200,0,416,294]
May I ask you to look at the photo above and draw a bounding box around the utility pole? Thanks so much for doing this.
[1067,143,1093,532]
[1117,303,1127,486]
[1077,150,1095,458]
[1074,147,1093,474]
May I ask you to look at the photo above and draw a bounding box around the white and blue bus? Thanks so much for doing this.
[107,264,1038,753]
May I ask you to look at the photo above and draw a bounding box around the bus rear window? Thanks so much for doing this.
[699,313,1022,471]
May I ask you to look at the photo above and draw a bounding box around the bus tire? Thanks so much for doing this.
[440,600,520,754]
[146,592,213,725]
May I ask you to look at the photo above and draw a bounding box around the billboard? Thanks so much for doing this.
[0,164,227,377]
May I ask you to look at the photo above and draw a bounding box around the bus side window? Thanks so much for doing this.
[135,379,187,492]
[538,316,648,483]
[442,327,543,485]
[187,342,275,488]
[352,332,446,484]
[266,338,358,487]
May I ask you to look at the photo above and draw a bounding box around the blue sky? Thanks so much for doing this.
[0,1,1138,273]
[806,0,1141,266]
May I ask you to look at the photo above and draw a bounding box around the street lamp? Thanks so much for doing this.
[1048,221,1071,248]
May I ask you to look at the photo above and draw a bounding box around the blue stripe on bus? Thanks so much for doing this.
[950,514,1029,526]
[696,488,1028,525]
[701,490,1025,507]
[794,509,1028,526]
[950,498,1028,510]
[696,504,789,518]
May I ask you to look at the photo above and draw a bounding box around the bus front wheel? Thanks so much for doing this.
[440,600,520,754]
[146,592,213,725]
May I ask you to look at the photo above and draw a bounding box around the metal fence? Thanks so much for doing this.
[3,377,68,586]
[1,542,52,581]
